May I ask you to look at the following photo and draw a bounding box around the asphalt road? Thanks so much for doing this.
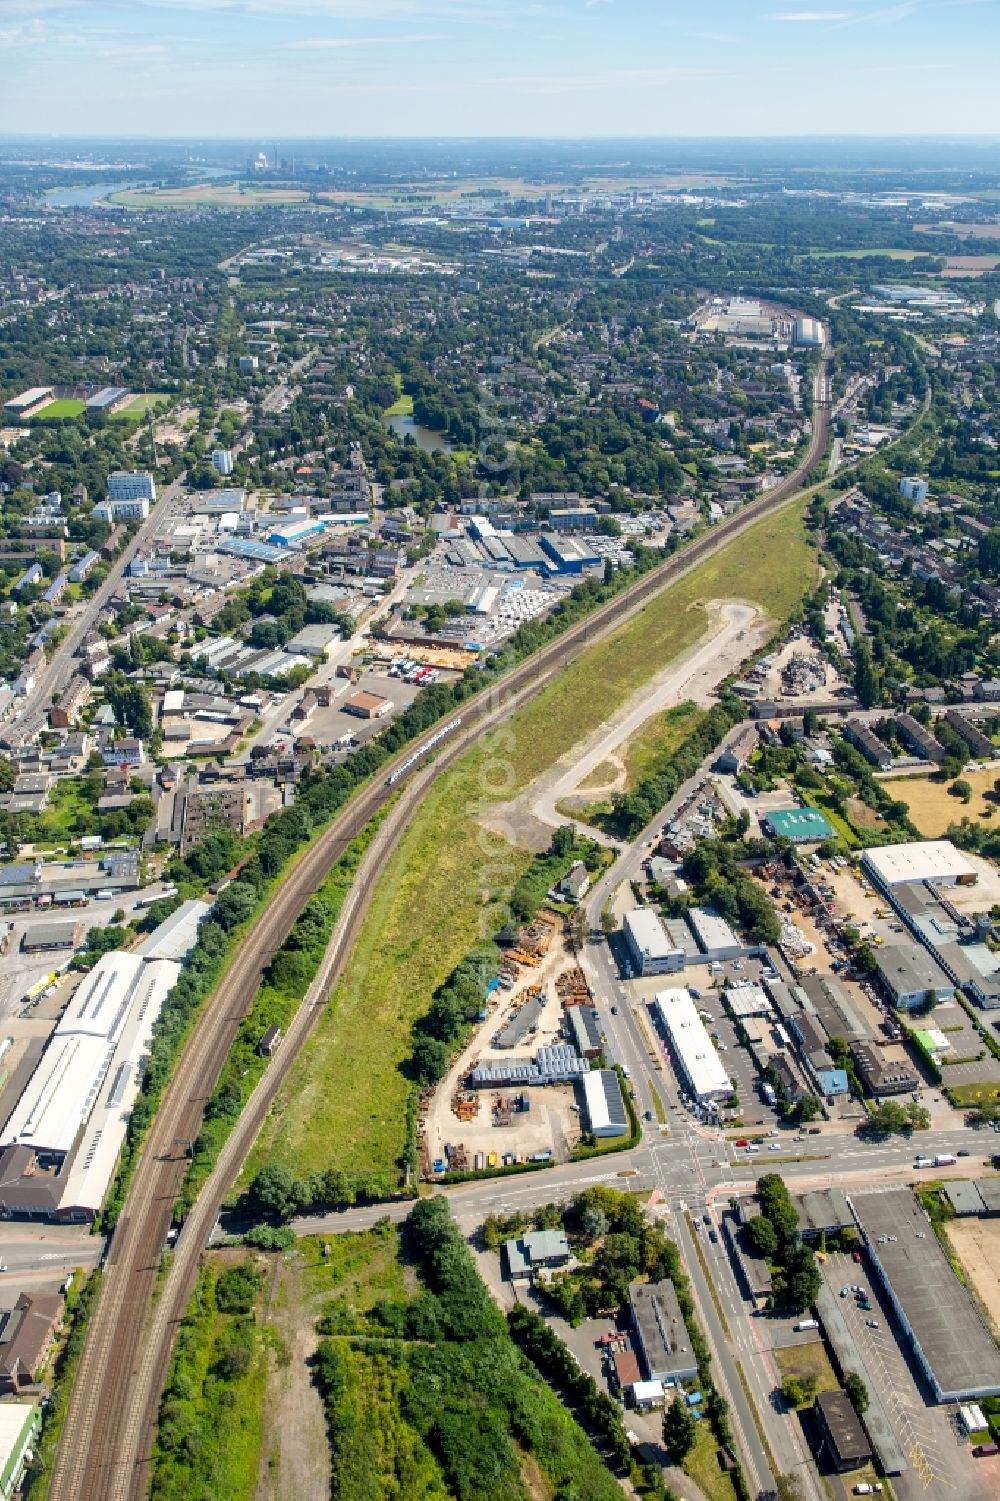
[13,477,185,738]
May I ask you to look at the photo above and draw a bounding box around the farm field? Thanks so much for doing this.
[29,397,84,421]
[881,767,1000,837]
[248,500,819,1188]
[945,1216,1000,1335]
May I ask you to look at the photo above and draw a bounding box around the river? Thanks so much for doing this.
[382,413,452,453]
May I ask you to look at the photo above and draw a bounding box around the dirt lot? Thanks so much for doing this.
[945,1215,1000,1335]
[422,920,585,1169]
[881,768,1000,837]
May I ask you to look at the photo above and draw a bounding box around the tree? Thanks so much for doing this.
[795,1094,821,1124]
[745,1214,779,1259]
[863,1099,912,1137]
[408,1034,449,1086]
[781,1373,817,1408]
[844,1372,869,1415]
[950,779,973,804]
[662,1393,696,1462]
[579,1203,608,1242]
[781,1244,822,1314]
[248,1163,301,1220]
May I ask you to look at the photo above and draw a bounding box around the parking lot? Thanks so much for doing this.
[923,997,1000,1093]
[819,1250,996,1501]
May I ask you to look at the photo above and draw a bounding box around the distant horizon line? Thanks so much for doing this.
[2,131,1000,145]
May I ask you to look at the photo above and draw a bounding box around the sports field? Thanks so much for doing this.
[246,501,820,1189]
[110,393,170,418]
[29,397,84,421]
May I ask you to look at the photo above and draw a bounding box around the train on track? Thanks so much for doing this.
[386,716,462,786]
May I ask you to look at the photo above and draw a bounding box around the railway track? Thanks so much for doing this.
[49,363,830,1501]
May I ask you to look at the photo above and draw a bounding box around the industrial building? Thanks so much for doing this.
[872,941,955,1010]
[285,623,341,659]
[134,899,211,961]
[539,534,601,573]
[623,907,685,976]
[852,1188,1000,1402]
[494,993,546,1049]
[887,878,1000,1010]
[0,903,205,1221]
[654,988,731,1103]
[629,1279,698,1383]
[0,1402,41,1500]
[580,1068,629,1137]
[762,807,834,844]
[20,920,81,953]
[793,317,826,348]
[343,691,392,720]
[566,1004,603,1059]
[470,1044,588,1088]
[813,1390,872,1472]
[686,907,743,961]
[861,841,977,892]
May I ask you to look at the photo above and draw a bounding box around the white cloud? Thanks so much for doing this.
[767,9,851,19]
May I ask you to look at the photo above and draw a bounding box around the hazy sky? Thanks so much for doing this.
[1,0,998,139]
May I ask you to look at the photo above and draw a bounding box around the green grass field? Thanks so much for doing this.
[623,700,706,788]
[383,392,414,417]
[29,398,85,422]
[111,393,170,418]
[246,500,819,1188]
[152,1258,270,1501]
[806,247,930,261]
[683,1423,738,1501]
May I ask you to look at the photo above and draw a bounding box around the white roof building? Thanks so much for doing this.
[623,907,685,976]
[581,1068,629,1137]
[687,907,743,959]
[134,899,211,962]
[56,958,179,1218]
[0,953,179,1169]
[861,841,977,890]
[655,988,732,1102]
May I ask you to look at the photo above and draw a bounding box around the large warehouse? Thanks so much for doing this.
[861,840,977,892]
[623,907,685,977]
[581,1068,629,1138]
[0,908,202,1221]
[852,1188,1000,1402]
[654,988,732,1103]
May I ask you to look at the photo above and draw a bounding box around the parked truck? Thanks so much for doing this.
[914,1157,934,1169]
[934,1153,957,1167]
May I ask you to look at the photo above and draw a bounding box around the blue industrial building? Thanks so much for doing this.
[539,534,601,574]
